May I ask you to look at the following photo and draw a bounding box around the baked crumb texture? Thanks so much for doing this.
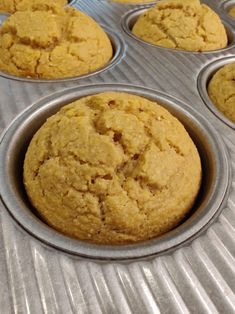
[132,0,227,52]
[0,0,67,14]
[24,92,202,244]
[208,62,235,123]
[228,6,235,18]
[0,6,113,79]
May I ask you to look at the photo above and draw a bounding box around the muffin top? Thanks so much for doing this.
[132,0,227,52]
[0,0,67,14]
[24,92,202,245]
[0,6,113,79]
[228,6,235,18]
[208,62,235,123]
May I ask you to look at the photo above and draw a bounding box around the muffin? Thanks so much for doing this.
[0,6,113,79]
[132,0,227,52]
[23,92,202,245]
[208,62,235,123]
[228,6,235,18]
[0,0,67,14]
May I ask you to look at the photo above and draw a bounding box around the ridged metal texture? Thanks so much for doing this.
[0,0,235,313]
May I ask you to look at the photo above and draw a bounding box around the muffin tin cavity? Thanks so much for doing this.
[0,84,230,260]
[198,57,235,129]
[122,7,235,53]
[221,0,235,21]
[0,26,125,82]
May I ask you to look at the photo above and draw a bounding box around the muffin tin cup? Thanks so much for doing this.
[0,84,230,260]
[122,7,235,54]
[0,25,125,83]
[198,56,235,130]
[221,0,235,23]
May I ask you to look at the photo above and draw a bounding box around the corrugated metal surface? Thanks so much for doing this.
[0,0,235,312]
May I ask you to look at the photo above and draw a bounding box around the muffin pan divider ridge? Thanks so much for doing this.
[0,0,235,313]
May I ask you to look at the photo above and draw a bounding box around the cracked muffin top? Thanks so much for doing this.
[208,62,235,123]
[228,6,235,18]
[0,5,113,79]
[23,92,202,245]
[132,0,227,52]
[0,0,67,14]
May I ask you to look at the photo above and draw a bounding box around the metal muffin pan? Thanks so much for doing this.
[198,56,235,130]
[0,0,235,312]
[122,6,235,53]
[0,84,230,260]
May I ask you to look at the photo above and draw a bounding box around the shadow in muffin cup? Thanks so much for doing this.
[121,7,235,54]
[0,25,125,83]
[67,0,79,6]
[0,84,231,260]
[198,56,235,130]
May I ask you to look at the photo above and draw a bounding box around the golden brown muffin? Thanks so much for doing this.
[0,0,67,14]
[228,6,235,18]
[24,92,202,245]
[0,6,113,79]
[132,0,227,52]
[208,62,235,123]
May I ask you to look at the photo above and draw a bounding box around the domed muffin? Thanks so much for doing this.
[24,92,202,244]
[208,62,235,123]
[0,0,67,14]
[0,6,113,79]
[132,0,227,52]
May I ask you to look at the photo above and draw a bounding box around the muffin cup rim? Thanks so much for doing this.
[0,83,231,260]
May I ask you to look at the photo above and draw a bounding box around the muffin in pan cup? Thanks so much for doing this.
[208,62,235,123]
[132,0,228,52]
[0,5,113,79]
[23,92,202,245]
